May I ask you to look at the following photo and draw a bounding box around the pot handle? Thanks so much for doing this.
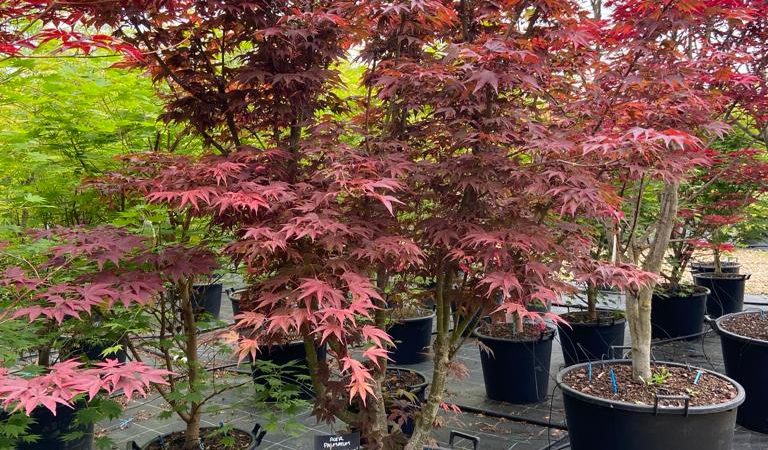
[705,314,720,333]
[449,431,480,450]
[654,394,690,416]
[609,345,631,359]
[253,423,267,446]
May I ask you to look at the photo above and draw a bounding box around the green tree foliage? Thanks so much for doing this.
[0,53,166,228]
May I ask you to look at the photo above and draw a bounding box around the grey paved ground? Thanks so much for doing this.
[102,289,768,449]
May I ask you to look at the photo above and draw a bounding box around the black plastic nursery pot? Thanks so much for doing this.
[139,426,258,450]
[16,403,94,450]
[384,367,429,437]
[525,301,550,313]
[651,286,709,340]
[250,340,326,399]
[714,311,768,433]
[80,341,127,363]
[228,288,245,315]
[557,311,626,366]
[192,283,223,319]
[690,261,741,274]
[388,311,435,364]
[693,273,748,318]
[475,325,555,404]
[557,360,745,450]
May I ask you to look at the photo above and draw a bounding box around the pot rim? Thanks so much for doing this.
[714,311,768,347]
[474,323,557,343]
[691,260,741,268]
[556,359,745,415]
[693,273,750,281]
[229,288,246,301]
[141,425,256,449]
[559,310,627,326]
[653,285,710,298]
[389,309,437,322]
[193,282,224,288]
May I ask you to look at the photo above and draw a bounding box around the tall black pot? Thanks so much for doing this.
[557,360,745,450]
[651,286,709,340]
[713,311,768,433]
[475,325,555,404]
[557,311,626,366]
[192,283,223,319]
[15,404,93,450]
[388,311,435,365]
[251,340,326,399]
[693,273,749,318]
[690,261,741,274]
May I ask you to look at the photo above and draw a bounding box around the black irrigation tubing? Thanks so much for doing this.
[536,434,570,450]
[744,300,768,306]
[449,403,569,431]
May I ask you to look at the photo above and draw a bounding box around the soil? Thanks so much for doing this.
[720,311,768,341]
[691,261,741,270]
[560,310,624,325]
[144,428,252,450]
[653,283,708,298]
[477,322,553,342]
[389,307,434,320]
[562,364,738,407]
[693,273,748,280]
[384,368,426,392]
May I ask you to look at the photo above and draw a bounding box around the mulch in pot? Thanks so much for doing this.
[389,307,434,320]
[145,428,252,450]
[384,369,424,392]
[477,322,551,341]
[720,312,768,341]
[561,310,624,324]
[561,364,738,407]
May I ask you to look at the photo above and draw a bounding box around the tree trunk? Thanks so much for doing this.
[403,272,451,450]
[586,284,599,321]
[181,280,203,450]
[403,330,449,450]
[625,286,652,380]
[184,415,202,450]
[713,246,722,274]
[626,181,679,381]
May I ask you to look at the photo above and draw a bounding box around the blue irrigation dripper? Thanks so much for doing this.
[610,367,618,394]
[588,362,593,382]
[118,417,134,430]
[694,370,704,385]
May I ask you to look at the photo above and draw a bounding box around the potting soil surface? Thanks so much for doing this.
[720,311,768,341]
[561,364,739,407]
[102,288,768,450]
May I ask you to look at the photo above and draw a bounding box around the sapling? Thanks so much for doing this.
[0,227,173,448]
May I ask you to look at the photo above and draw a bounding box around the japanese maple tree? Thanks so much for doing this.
[563,0,759,381]
[668,147,768,282]
[0,226,174,445]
